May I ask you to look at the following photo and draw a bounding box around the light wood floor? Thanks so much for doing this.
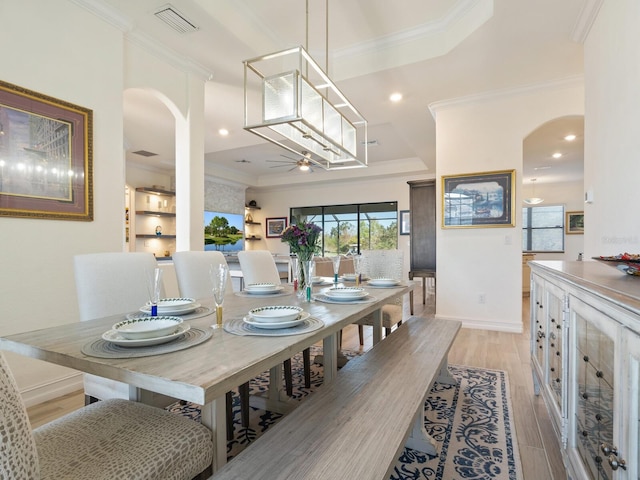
[27,289,566,480]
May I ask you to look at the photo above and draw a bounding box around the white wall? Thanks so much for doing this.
[431,79,584,332]
[583,0,640,257]
[0,0,124,401]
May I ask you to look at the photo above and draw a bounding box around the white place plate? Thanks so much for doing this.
[249,305,303,323]
[322,292,369,302]
[102,324,190,347]
[243,312,310,329]
[244,285,285,295]
[113,316,183,339]
[367,278,401,287]
[139,303,200,316]
[245,283,278,292]
[324,287,366,297]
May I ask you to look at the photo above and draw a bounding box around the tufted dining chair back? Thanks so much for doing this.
[237,250,282,286]
[172,251,234,301]
[73,252,165,403]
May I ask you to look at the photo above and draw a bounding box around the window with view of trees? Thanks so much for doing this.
[290,202,398,256]
[522,205,564,252]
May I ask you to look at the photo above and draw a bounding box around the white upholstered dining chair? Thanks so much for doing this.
[172,250,250,440]
[0,351,213,480]
[73,252,167,405]
[237,250,312,392]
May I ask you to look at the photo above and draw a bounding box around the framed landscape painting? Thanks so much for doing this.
[442,170,515,228]
[566,211,584,234]
[266,217,287,238]
[0,80,93,220]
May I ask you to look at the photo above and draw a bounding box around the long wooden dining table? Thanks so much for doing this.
[0,280,413,473]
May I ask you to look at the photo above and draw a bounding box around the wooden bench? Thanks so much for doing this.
[211,315,461,480]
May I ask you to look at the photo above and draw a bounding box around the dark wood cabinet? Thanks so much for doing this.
[408,180,436,271]
[407,180,436,310]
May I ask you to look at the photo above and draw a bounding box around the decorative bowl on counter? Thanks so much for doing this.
[593,253,640,276]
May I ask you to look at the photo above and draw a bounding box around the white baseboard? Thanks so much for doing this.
[21,373,83,408]
[434,313,523,333]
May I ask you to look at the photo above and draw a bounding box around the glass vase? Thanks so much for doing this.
[301,255,315,302]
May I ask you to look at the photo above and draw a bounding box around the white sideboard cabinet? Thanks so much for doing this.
[530,261,640,480]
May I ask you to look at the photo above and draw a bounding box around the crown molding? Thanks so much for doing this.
[428,75,584,118]
[571,0,604,44]
[68,0,133,31]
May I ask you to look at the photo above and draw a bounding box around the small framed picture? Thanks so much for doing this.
[566,211,584,234]
[266,217,287,238]
[399,210,410,235]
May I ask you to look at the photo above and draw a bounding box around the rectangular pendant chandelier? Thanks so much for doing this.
[243,46,368,170]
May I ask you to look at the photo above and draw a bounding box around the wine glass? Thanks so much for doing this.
[210,263,229,329]
[145,267,164,317]
[332,256,341,285]
[352,255,363,286]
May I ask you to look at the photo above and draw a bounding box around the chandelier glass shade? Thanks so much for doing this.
[243,46,368,170]
[524,178,544,205]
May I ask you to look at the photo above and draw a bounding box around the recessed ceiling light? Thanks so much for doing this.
[552,152,562,159]
[389,92,403,102]
[564,134,576,141]
[218,128,229,136]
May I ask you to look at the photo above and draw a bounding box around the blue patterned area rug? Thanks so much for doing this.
[167,346,522,480]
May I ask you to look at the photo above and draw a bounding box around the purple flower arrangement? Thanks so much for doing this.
[281,219,322,260]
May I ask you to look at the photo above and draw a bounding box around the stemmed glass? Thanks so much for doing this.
[352,255,363,287]
[290,254,300,293]
[145,267,163,317]
[210,263,229,329]
[332,256,341,285]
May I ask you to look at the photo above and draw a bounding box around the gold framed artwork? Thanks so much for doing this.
[0,80,93,221]
[442,170,515,228]
[566,211,584,234]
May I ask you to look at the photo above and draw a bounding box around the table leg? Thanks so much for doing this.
[322,333,338,382]
[422,277,426,305]
[201,396,228,472]
[371,308,382,345]
[409,290,414,315]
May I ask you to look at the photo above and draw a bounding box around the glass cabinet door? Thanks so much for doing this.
[546,283,565,410]
[570,296,616,480]
[620,328,640,480]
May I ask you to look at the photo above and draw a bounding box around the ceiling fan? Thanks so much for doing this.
[266,151,314,173]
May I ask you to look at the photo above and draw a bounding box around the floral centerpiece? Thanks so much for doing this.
[281,218,322,260]
[281,218,322,292]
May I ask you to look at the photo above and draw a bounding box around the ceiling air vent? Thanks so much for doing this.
[154,4,200,34]
[132,150,158,157]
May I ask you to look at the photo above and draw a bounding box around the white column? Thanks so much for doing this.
[175,75,205,252]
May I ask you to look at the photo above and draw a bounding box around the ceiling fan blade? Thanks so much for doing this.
[280,154,299,162]
[288,166,298,172]
[269,164,290,168]
[266,159,295,164]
